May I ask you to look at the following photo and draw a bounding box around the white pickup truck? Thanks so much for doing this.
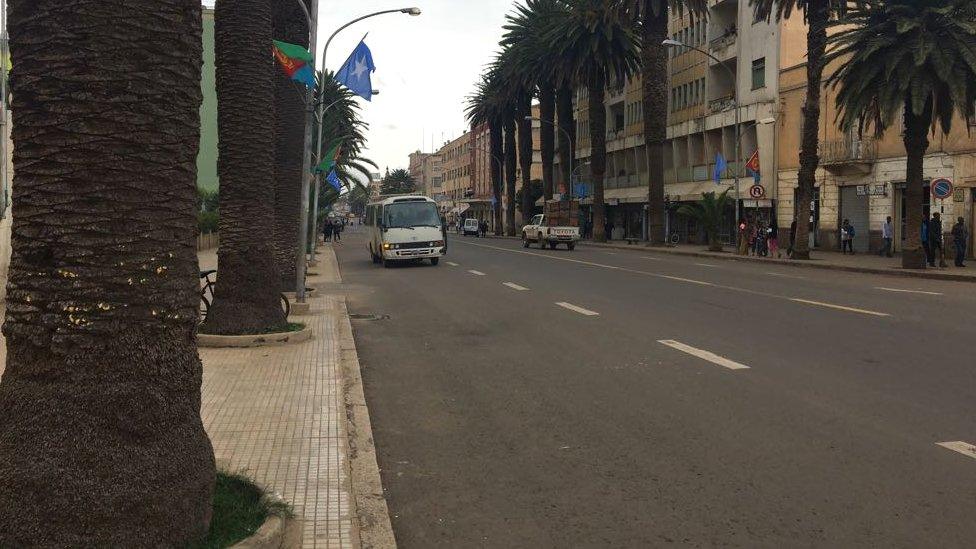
[521,213,579,250]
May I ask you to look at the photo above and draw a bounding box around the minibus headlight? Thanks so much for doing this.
[383,243,392,250]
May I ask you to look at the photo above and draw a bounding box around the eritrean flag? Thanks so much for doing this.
[745,150,761,183]
[314,141,342,174]
[272,40,316,89]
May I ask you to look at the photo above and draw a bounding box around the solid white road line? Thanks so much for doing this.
[640,256,664,261]
[936,441,976,461]
[446,261,460,267]
[503,282,529,291]
[659,275,714,286]
[789,298,890,317]
[556,302,600,316]
[876,287,943,296]
[695,263,719,268]
[657,340,750,371]
[468,270,486,276]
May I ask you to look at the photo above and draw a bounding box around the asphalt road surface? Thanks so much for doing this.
[335,227,976,548]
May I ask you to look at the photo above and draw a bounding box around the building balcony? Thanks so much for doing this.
[818,138,878,175]
[708,95,735,114]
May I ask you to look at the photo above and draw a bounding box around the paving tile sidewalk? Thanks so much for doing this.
[199,247,357,548]
[483,234,975,282]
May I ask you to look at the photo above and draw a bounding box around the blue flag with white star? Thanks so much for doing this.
[335,40,375,101]
[326,169,342,192]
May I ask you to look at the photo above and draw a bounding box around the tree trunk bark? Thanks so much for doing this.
[203,0,288,335]
[557,84,576,195]
[518,95,534,222]
[902,96,932,269]
[504,116,518,236]
[589,73,608,243]
[0,0,215,545]
[643,2,668,245]
[792,0,829,261]
[272,0,309,292]
[539,85,556,200]
[490,121,504,235]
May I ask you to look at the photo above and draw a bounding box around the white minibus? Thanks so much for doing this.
[364,195,446,267]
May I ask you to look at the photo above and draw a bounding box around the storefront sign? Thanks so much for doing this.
[743,199,773,208]
[953,188,965,202]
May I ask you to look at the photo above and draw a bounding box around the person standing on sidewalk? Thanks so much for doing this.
[951,216,967,267]
[323,220,333,242]
[333,219,343,243]
[841,219,854,254]
[929,212,945,267]
[879,216,894,257]
[788,218,797,258]
[922,212,932,266]
[738,218,749,255]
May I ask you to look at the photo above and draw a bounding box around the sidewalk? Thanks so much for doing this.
[484,234,976,282]
[198,245,382,548]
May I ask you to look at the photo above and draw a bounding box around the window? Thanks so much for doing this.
[752,57,766,90]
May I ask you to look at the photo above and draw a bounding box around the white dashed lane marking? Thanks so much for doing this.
[658,340,750,371]
[556,302,600,316]
[936,441,976,461]
[446,261,460,267]
[695,263,719,268]
[767,271,805,279]
[503,282,529,291]
[468,270,486,276]
[876,287,943,296]
[789,298,890,317]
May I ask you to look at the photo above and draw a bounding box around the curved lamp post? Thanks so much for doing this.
[293,5,420,302]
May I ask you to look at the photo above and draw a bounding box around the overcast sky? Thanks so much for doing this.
[203,0,513,177]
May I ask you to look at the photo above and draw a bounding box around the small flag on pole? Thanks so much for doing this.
[714,152,728,184]
[335,40,375,101]
[326,169,342,192]
[272,40,316,89]
[313,141,342,174]
[745,150,761,183]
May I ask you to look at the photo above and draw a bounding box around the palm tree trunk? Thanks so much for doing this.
[272,0,309,292]
[504,117,518,236]
[490,121,504,235]
[203,0,288,335]
[589,72,609,242]
[539,85,556,200]
[642,2,668,245]
[557,84,576,194]
[902,96,932,269]
[518,95,535,222]
[792,0,829,261]
[0,0,215,545]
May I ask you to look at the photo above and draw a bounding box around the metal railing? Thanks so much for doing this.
[709,95,735,113]
[709,30,737,52]
[819,138,878,164]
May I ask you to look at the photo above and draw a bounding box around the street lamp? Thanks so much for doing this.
[293,6,420,302]
[663,38,743,225]
[525,115,572,199]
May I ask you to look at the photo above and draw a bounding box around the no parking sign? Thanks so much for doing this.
[932,178,953,200]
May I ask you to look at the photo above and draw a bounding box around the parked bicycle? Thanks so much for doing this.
[199,270,290,322]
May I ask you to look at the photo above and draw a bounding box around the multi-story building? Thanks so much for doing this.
[438,131,473,219]
[408,151,443,199]
[367,172,383,199]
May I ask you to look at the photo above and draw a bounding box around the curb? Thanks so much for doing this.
[479,234,975,283]
[197,325,312,348]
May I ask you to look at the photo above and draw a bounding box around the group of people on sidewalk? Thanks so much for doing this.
[920,212,967,268]
[323,218,345,243]
[736,216,781,258]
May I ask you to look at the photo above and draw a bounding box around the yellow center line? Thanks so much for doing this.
[454,239,893,318]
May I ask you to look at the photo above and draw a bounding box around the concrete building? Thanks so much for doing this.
[367,172,382,200]
[197,7,218,192]
[407,150,444,202]
[776,33,976,258]
[439,132,473,220]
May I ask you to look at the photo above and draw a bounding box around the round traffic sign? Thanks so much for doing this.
[749,184,765,199]
[932,178,953,200]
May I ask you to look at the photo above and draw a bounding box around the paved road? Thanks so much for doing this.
[335,227,976,548]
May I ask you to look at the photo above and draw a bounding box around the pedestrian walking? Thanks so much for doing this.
[921,212,932,266]
[333,219,343,243]
[879,216,894,257]
[787,218,797,258]
[768,216,780,258]
[951,216,967,267]
[323,220,333,242]
[440,216,449,255]
[479,219,487,238]
[841,219,854,254]
[928,212,945,267]
[738,218,749,255]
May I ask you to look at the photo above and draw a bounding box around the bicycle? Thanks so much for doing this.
[199,270,290,323]
[666,232,680,247]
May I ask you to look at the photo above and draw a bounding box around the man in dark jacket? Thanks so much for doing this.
[929,212,946,267]
[951,216,967,267]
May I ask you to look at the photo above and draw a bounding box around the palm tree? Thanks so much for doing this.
[501,0,568,200]
[751,0,858,260]
[549,0,640,242]
[202,0,287,335]
[826,0,976,269]
[629,0,706,245]
[272,0,310,292]
[496,48,530,235]
[0,0,215,545]
[677,188,733,252]
[466,70,506,234]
